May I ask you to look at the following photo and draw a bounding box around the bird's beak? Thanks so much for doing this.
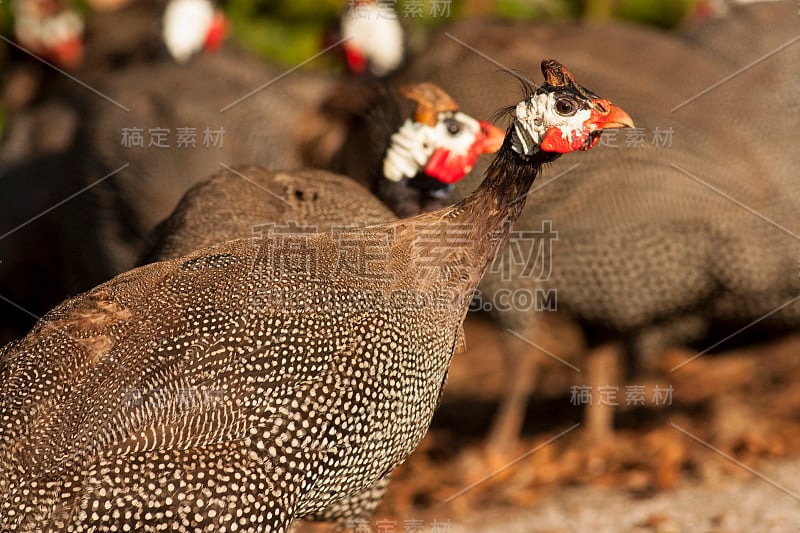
[477,121,506,153]
[591,99,635,130]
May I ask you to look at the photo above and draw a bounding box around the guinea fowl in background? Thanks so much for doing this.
[140,82,503,264]
[0,59,633,531]
[162,0,228,63]
[11,0,85,69]
[53,15,336,300]
[681,0,799,212]
[302,19,499,218]
[338,0,406,78]
[377,82,504,217]
[295,0,408,188]
[0,0,237,342]
[375,17,800,453]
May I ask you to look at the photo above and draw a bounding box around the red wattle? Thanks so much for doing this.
[424,148,475,185]
[53,37,84,70]
[540,127,591,153]
[344,45,367,74]
[204,14,228,52]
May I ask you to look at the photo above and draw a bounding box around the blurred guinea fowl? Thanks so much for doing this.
[11,0,85,69]
[162,0,227,63]
[0,0,233,342]
[140,82,504,263]
[48,8,336,292]
[0,59,633,531]
[8,0,225,72]
[340,16,800,451]
[681,0,799,211]
[338,0,406,78]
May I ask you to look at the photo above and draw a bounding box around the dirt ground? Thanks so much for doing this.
[296,315,800,532]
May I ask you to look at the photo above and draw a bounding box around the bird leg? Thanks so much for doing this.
[485,330,540,459]
[583,342,622,443]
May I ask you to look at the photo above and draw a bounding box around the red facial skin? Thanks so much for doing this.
[424,120,505,184]
[540,99,633,153]
[203,12,228,52]
[343,43,368,74]
[49,36,84,69]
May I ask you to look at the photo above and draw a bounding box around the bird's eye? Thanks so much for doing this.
[555,97,577,116]
[445,119,462,136]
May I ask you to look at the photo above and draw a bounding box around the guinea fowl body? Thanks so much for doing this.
[140,166,396,263]
[0,60,632,530]
[131,83,499,523]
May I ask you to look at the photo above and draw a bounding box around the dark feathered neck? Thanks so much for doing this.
[456,131,560,238]
[395,131,560,299]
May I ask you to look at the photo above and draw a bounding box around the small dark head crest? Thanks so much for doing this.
[541,59,576,88]
[540,58,599,100]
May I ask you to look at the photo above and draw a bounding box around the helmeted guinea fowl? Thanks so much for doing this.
[0,0,237,342]
[681,0,799,211]
[378,83,505,217]
[0,59,633,531]
[59,36,336,295]
[11,0,85,69]
[352,16,800,450]
[140,82,503,264]
[300,77,501,219]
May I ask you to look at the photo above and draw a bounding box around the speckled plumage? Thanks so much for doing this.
[134,107,483,523]
[1,230,465,531]
[0,60,620,530]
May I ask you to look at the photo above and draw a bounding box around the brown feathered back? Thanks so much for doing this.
[141,166,396,263]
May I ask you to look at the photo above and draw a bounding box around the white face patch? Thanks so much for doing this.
[14,4,83,47]
[383,111,483,182]
[511,92,592,156]
[341,4,404,77]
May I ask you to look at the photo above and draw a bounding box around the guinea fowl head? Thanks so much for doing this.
[13,0,85,69]
[162,0,227,63]
[382,82,505,185]
[339,0,405,77]
[459,59,634,225]
[510,59,635,158]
